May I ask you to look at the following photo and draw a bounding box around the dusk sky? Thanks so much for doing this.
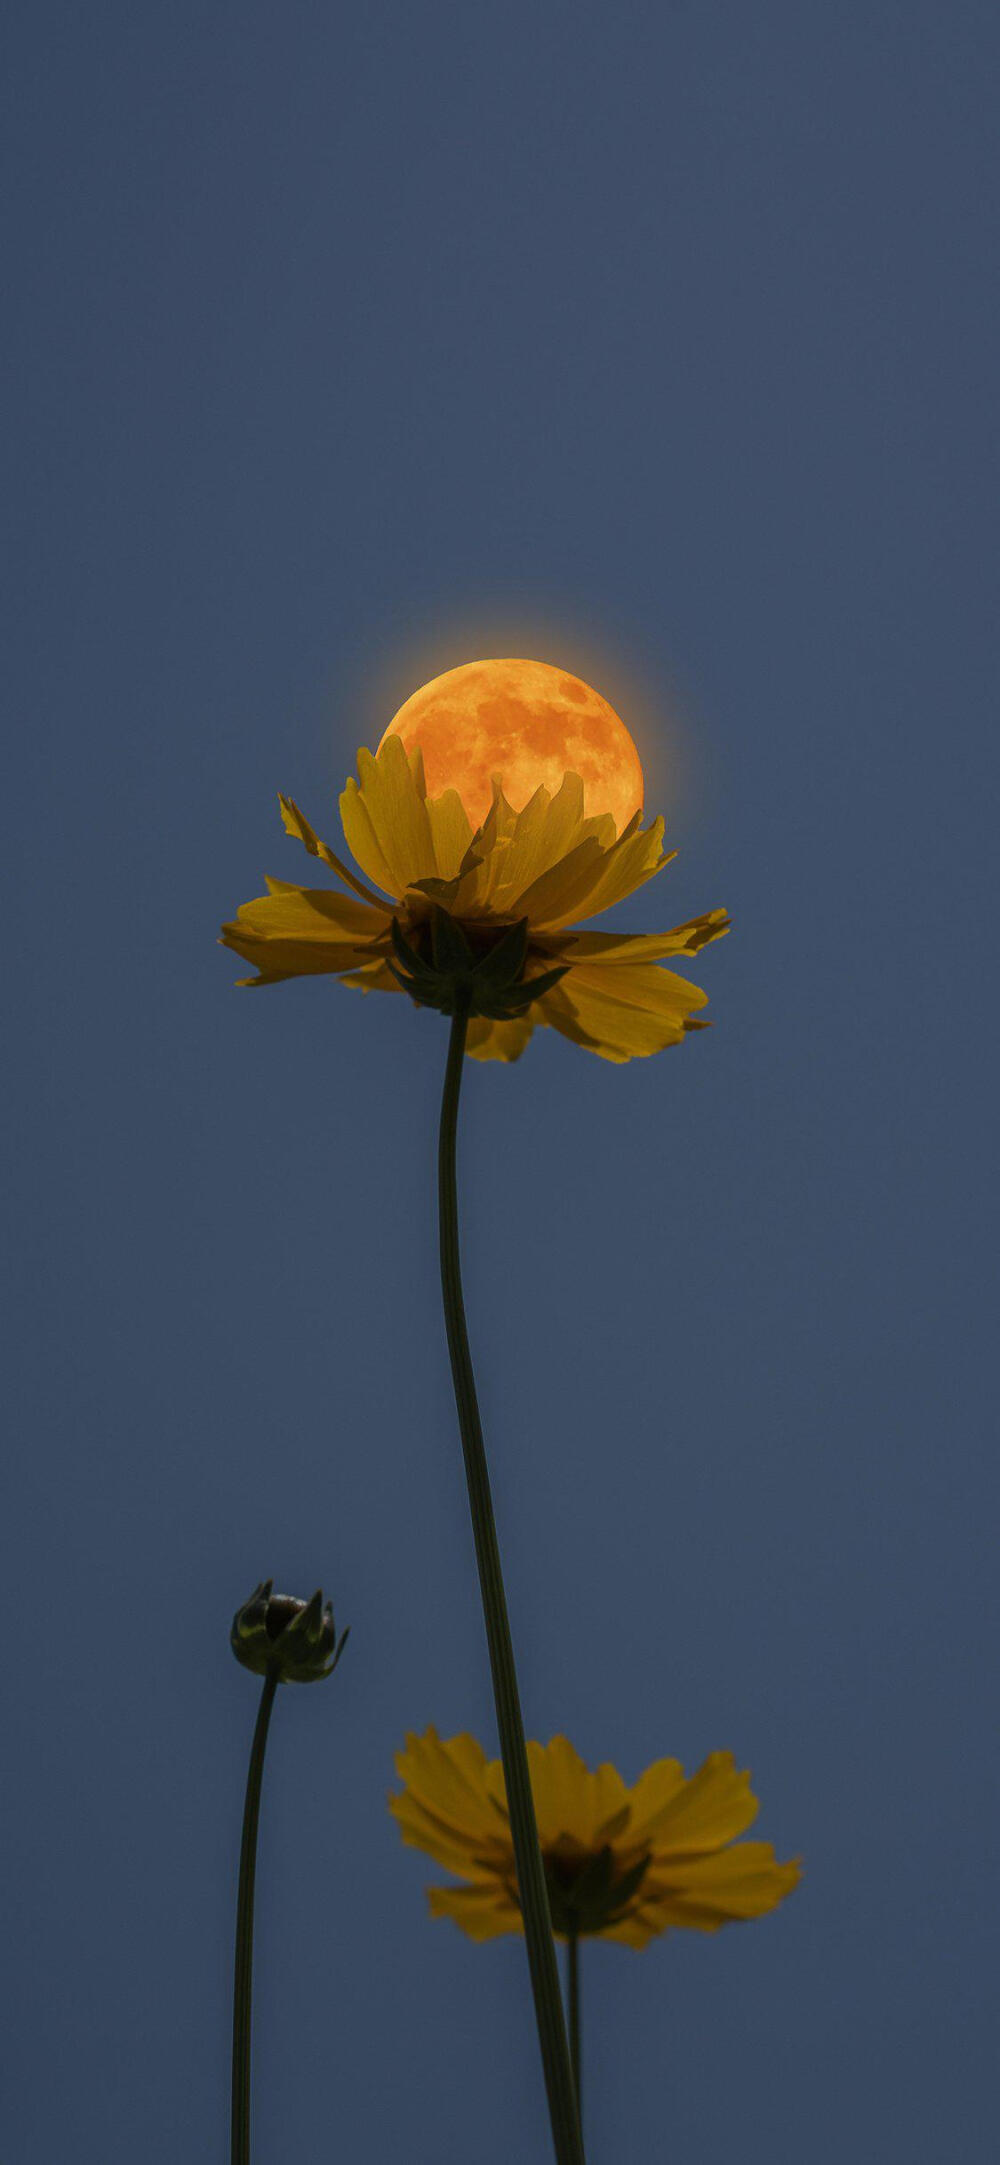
[4,5,997,2160]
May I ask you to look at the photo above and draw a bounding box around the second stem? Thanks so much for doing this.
[567,1927,582,2125]
[437,1000,586,2165]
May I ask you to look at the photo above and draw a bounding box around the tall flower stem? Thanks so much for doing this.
[566,1928,582,2123]
[437,1000,586,2165]
[232,1667,279,2165]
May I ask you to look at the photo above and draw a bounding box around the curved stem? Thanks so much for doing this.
[232,1668,279,2165]
[566,1928,582,2126]
[437,1001,586,2165]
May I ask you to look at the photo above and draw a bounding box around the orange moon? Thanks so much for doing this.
[377,658,644,835]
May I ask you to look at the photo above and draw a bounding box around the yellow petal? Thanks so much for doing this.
[389,1789,506,1878]
[547,818,672,929]
[465,1015,535,1063]
[430,787,520,917]
[337,779,401,898]
[599,1901,675,1950]
[619,1757,687,1849]
[493,776,594,897]
[428,1880,523,1942]
[278,796,390,908]
[527,1736,591,1845]
[508,834,610,930]
[338,738,437,898]
[476,775,600,914]
[518,816,671,931]
[392,1729,501,1846]
[642,1842,803,1925]
[538,961,708,1061]
[339,957,406,993]
[524,1738,631,1848]
[646,1751,759,1859]
[424,786,476,883]
[544,911,730,966]
[431,775,614,921]
[220,882,389,985]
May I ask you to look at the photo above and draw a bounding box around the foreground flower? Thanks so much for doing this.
[220,735,729,1062]
[391,1728,801,1949]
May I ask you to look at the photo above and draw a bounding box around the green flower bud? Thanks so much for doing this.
[388,908,567,1021]
[230,1579,349,1683]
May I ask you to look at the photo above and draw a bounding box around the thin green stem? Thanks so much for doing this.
[232,1667,279,2165]
[566,1928,582,2125]
[437,1000,586,2165]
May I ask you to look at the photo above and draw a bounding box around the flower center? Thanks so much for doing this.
[388,905,568,1022]
[402,910,521,963]
[263,1595,303,1639]
[541,1843,652,1937]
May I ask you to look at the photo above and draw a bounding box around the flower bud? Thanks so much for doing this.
[230,1579,348,1683]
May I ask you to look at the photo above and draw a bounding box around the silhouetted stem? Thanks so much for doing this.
[437,1000,586,2165]
[232,1668,279,2165]
[567,1928,582,2124]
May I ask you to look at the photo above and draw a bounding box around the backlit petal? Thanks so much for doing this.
[538,962,708,1061]
[392,1730,500,1847]
[642,1842,803,1923]
[619,1758,687,1849]
[646,1751,759,1858]
[543,911,731,966]
[425,786,476,882]
[220,882,389,985]
[465,1014,536,1062]
[427,1881,523,1942]
[278,796,390,908]
[478,776,602,914]
[434,787,520,916]
[527,1736,591,1846]
[508,835,611,929]
[438,777,616,920]
[339,738,438,897]
[521,817,671,931]
[600,1901,676,1950]
[389,1789,506,1878]
[339,957,405,993]
[337,779,401,898]
[521,1738,631,1847]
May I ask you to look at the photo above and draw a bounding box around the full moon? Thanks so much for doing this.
[378,657,644,835]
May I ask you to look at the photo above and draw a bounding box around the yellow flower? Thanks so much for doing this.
[220,736,729,1062]
[390,1728,801,1948]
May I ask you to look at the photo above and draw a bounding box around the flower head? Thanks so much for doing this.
[220,734,729,1063]
[390,1728,800,1947]
[230,1579,348,1683]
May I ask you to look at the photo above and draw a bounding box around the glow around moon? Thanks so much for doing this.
[377,657,645,835]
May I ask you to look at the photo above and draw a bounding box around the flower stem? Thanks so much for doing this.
[232,1667,279,2165]
[566,1928,582,2125]
[437,1000,586,2165]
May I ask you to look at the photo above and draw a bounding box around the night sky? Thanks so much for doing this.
[5,5,997,2160]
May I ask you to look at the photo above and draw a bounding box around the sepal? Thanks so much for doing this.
[389,909,566,1021]
[544,1843,652,1937]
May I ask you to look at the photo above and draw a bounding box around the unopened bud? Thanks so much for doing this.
[230,1578,349,1683]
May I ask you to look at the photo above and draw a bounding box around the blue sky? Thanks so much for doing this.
[4,4,997,2160]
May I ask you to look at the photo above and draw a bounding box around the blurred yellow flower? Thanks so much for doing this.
[390,1728,800,1948]
[220,736,729,1063]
